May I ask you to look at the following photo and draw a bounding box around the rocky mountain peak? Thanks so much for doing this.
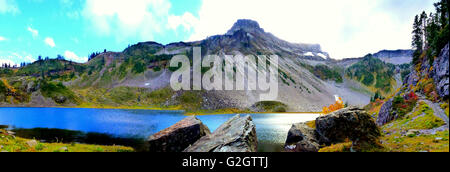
[226,19,264,35]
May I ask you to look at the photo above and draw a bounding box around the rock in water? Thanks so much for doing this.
[376,98,395,126]
[316,107,381,146]
[184,115,258,152]
[284,123,320,152]
[432,43,449,100]
[147,116,211,152]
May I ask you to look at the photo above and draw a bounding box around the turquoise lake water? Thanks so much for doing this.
[0,107,319,152]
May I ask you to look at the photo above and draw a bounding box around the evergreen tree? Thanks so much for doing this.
[412,15,423,64]
[420,11,428,48]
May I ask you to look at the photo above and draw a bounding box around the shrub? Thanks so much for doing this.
[322,97,345,114]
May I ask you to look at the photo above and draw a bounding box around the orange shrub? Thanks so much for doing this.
[322,97,345,115]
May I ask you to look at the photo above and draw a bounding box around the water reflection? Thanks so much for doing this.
[0,108,318,152]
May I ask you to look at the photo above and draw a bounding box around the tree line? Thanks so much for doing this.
[412,0,449,65]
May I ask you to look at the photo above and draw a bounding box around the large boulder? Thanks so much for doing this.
[284,123,320,152]
[376,98,395,126]
[315,107,381,146]
[147,116,211,152]
[432,43,449,100]
[184,114,257,152]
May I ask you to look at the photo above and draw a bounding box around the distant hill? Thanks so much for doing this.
[372,49,413,65]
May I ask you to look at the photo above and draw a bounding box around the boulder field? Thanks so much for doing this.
[147,114,257,152]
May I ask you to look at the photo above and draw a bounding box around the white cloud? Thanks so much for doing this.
[0,51,35,66]
[0,36,6,41]
[64,50,88,63]
[27,26,39,38]
[82,0,172,42]
[188,0,435,59]
[82,0,196,42]
[168,12,199,31]
[44,37,56,48]
[0,0,19,14]
[0,59,15,66]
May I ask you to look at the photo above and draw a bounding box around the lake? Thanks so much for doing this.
[0,107,319,152]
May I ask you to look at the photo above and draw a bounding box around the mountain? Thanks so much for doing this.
[372,49,413,65]
[1,19,405,112]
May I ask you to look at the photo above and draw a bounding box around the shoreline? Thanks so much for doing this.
[0,105,322,115]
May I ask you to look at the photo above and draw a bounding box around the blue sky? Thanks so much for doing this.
[0,0,436,66]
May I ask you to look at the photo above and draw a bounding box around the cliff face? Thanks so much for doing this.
[432,44,449,100]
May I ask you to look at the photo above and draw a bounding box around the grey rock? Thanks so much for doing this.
[284,123,320,152]
[147,116,211,152]
[405,130,420,137]
[316,107,381,146]
[376,98,395,126]
[26,140,38,147]
[432,43,449,99]
[184,114,257,152]
[58,147,68,152]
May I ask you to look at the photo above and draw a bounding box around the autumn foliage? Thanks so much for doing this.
[322,97,345,115]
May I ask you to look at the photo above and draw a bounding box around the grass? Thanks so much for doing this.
[383,102,445,133]
[319,140,385,152]
[40,80,79,105]
[305,120,316,129]
[380,130,449,152]
[321,130,450,152]
[441,102,449,118]
[253,101,288,112]
[0,129,134,152]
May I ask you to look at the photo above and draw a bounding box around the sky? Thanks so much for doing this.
[0,0,437,66]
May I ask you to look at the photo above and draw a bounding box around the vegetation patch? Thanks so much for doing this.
[40,80,79,105]
[253,101,288,112]
[384,102,445,133]
[0,129,133,152]
[300,63,343,83]
[381,130,449,152]
[441,102,449,118]
[346,56,396,94]
[176,91,204,111]
[391,92,418,118]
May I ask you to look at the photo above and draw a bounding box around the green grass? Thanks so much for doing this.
[40,80,79,105]
[176,91,203,111]
[441,102,449,118]
[300,63,343,83]
[381,130,449,152]
[0,129,134,152]
[383,102,445,132]
[253,101,288,112]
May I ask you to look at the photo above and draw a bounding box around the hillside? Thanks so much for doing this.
[0,19,414,112]
[364,0,449,152]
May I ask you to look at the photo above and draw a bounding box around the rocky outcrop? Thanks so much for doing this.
[432,43,449,100]
[284,123,320,152]
[147,116,211,152]
[315,107,381,146]
[285,107,381,152]
[184,114,257,152]
[376,98,395,126]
